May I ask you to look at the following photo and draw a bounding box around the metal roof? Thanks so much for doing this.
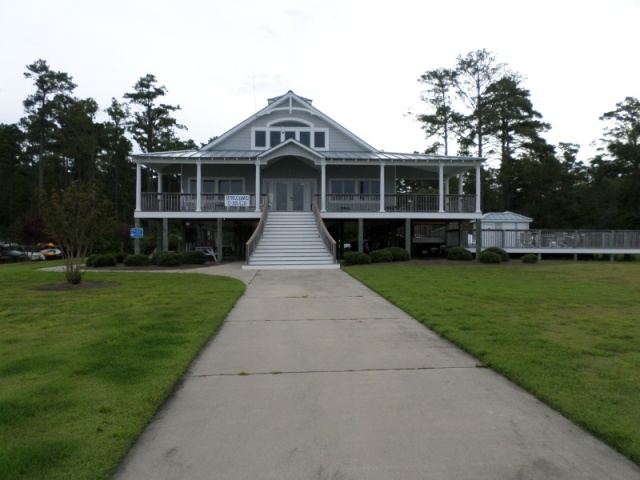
[133,149,484,163]
[481,211,534,222]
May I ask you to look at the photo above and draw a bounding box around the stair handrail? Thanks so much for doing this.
[245,198,270,264]
[313,195,337,263]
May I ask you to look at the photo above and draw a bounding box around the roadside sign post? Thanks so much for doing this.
[130,227,144,255]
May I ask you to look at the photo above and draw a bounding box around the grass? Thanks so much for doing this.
[345,261,640,465]
[0,262,245,480]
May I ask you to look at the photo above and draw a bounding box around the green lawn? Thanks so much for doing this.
[0,263,245,480]
[345,261,640,465]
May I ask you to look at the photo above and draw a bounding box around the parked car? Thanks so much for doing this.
[40,246,63,260]
[0,242,28,262]
[27,251,46,261]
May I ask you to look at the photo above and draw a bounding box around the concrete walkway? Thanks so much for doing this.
[113,263,640,480]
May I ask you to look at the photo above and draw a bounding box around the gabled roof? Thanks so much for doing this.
[201,90,378,152]
[258,138,324,163]
[481,211,533,222]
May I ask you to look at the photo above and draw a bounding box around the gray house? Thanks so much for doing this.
[133,91,486,268]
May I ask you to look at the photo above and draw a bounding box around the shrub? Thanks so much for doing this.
[180,250,207,265]
[479,251,501,264]
[483,247,509,262]
[371,249,394,263]
[344,251,372,265]
[155,252,181,267]
[386,246,410,261]
[85,254,99,267]
[86,253,117,267]
[114,252,127,264]
[522,253,538,264]
[447,247,473,261]
[123,254,152,267]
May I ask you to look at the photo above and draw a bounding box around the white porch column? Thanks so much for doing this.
[135,161,141,211]
[157,170,163,212]
[438,164,445,213]
[196,159,202,212]
[458,173,464,195]
[255,160,261,212]
[379,162,385,212]
[475,164,482,213]
[321,160,327,212]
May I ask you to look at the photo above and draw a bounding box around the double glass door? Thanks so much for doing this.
[268,180,315,211]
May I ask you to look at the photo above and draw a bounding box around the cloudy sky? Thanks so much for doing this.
[1,0,638,163]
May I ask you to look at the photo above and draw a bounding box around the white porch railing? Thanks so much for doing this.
[141,193,267,212]
[323,194,476,213]
[453,229,640,250]
[140,192,476,214]
[313,196,337,262]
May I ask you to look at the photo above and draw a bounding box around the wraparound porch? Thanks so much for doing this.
[138,192,478,214]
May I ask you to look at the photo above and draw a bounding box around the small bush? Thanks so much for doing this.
[155,252,181,267]
[522,254,538,264]
[180,250,207,265]
[344,251,372,265]
[114,252,127,264]
[86,254,117,267]
[371,249,393,263]
[483,247,509,262]
[479,251,501,264]
[123,254,152,267]
[85,254,99,267]
[386,246,410,261]
[447,247,473,261]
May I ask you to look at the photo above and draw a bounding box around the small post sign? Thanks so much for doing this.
[225,194,250,207]
[130,227,144,239]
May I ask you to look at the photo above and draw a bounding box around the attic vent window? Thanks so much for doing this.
[272,120,308,127]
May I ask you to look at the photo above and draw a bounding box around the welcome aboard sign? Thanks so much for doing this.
[224,195,250,207]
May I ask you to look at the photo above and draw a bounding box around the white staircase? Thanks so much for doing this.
[244,212,339,270]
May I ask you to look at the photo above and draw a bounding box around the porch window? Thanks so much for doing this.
[331,180,356,194]
[190,179,215,193]
[219,179,243,193]
[360,180,380,194]
[299,131,311,146]
[284,131,296,141]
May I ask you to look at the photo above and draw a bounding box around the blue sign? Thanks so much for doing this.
[130,228,144,239]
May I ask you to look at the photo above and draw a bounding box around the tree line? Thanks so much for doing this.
[416,49,640,229]
[0,59,196,246]
[1,51,639,247]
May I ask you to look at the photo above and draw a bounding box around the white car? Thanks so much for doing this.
[27,251,46,261]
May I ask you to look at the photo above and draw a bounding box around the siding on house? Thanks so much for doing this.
[207,99,371,153]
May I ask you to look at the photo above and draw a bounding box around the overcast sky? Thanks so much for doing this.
[1,0,638,164]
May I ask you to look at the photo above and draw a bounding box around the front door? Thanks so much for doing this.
[269,180,315,211]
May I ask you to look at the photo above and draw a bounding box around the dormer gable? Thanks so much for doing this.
[201,91,376,153]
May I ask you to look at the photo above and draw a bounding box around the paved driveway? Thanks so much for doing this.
[114,266,640,479]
